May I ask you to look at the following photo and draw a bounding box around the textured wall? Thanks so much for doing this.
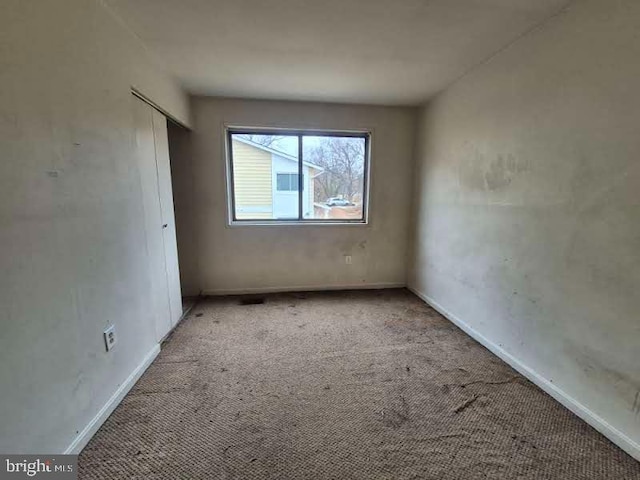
[174,97,416,294]
[410,0,640,455]
[0,0,188,452]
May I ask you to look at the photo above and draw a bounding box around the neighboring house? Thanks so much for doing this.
[232,136,324,219]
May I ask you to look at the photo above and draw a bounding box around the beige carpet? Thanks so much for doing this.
[79,289,639,479]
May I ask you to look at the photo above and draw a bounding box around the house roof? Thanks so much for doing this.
[233,136,324,172]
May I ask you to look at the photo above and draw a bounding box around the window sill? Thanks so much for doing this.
[227,220,369,227]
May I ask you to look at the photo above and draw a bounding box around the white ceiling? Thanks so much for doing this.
[106,0,570,106]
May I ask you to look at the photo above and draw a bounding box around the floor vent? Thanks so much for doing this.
[238,297,266,306]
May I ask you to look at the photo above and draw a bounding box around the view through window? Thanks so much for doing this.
[228,130,369,222]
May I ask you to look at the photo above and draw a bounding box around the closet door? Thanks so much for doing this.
[133,97,172,340]
[151,109,182,328]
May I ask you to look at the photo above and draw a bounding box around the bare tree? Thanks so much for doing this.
[237,134,286,149]
[308,137,365,203]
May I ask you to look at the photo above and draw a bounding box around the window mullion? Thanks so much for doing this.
[298,134,303,220]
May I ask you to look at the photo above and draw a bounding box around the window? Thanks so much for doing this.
[276,173,299,192]
[227,129,369,223]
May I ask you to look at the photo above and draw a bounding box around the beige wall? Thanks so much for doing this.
[0,0,189,453]
[409,0,640,458]
[174,97,416,295]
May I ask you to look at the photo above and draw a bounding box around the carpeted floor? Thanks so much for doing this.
[79,289,640,479]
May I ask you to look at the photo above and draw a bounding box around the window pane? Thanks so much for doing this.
[302,135,366,220]
[276,174,289,191]
[276,173,299,191]
[231,133,299,220]
[290,174,299,191]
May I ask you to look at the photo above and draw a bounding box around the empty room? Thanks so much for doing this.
[1,0,639,478]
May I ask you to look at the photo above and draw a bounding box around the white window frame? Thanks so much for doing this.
[225,127,371,226]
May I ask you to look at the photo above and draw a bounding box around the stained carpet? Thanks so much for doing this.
[79,289,640,479]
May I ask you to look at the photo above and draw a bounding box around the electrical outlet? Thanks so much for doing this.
[103,325,117,352]
[345,255,352,265]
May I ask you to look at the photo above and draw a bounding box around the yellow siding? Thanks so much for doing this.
[232,139,272,217]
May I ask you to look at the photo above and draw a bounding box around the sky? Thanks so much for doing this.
[266,135,321,157]
[247,135,362,158]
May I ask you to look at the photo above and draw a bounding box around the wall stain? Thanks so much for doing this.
[484,154,530,191]
[565,341,640,414]
[458,149,530,192]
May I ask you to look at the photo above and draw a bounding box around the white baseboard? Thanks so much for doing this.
[407,285,640,462]
[64,344,161,454]
[203,282,406,296]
